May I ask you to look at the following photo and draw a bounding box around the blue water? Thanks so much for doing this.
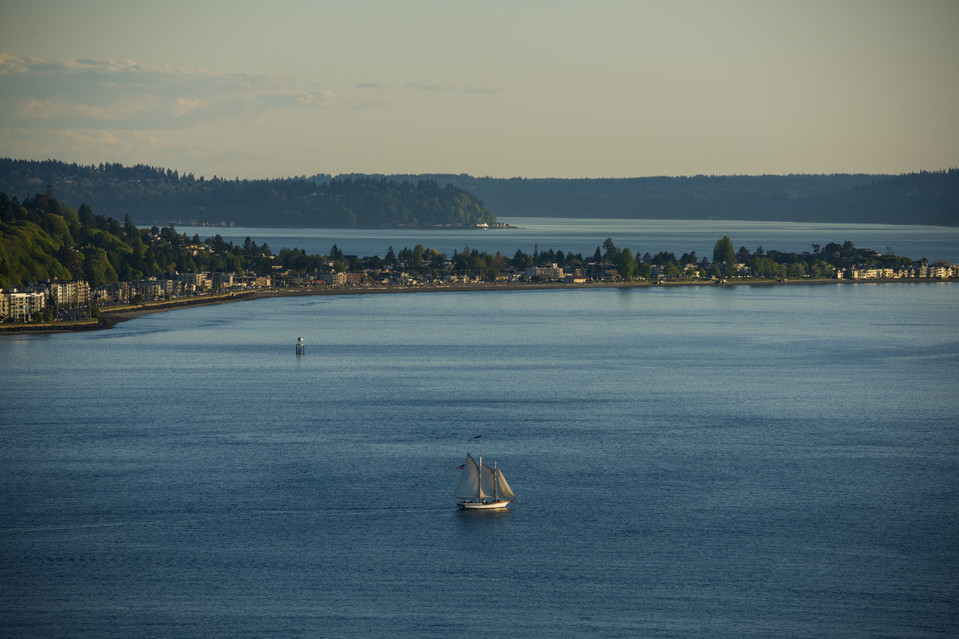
[177,217,959,264]
[2,283,958,637]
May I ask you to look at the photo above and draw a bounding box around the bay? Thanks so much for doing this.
[1,282,958,638]
[176,217,959,264]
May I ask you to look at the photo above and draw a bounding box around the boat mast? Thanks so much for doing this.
[471,434,482,502]
[478,435,483,502]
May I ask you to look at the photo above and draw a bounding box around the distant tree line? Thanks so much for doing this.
[705,235,914,280]
[4,159,957,230]
[0,159,496,228]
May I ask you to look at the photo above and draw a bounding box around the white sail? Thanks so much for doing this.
[454,453,483,500]
[494,466,515,501]
[481,463,496,499]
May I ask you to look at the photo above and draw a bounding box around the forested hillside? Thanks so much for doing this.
[359,170,959,226]
[0,159,496,228]
[0,192,278,288]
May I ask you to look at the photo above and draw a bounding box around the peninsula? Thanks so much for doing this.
[2,193,956,333]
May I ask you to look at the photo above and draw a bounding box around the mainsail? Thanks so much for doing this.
[454,453,487,500]
[481,462,496,499]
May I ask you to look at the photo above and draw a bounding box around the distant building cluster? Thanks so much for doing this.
[839,264,959,280]
[0,273,273,323]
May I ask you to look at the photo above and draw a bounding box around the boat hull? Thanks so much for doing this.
[457,500,513,510]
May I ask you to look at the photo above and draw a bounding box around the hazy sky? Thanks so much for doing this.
[2,1,957,179]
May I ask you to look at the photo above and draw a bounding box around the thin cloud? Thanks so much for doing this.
[404,81,499,95]
[405,81,452,92]
[0,52,340,130]
[355,80,498,95]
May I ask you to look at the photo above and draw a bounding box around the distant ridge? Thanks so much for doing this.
[341,171,959,227]
[1,158,955,227]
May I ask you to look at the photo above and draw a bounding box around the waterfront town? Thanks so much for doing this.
[2,242,956,325]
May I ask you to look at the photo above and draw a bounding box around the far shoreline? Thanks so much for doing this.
[1,277,954,336]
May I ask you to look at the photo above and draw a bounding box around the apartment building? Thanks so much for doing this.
[1,289,46,322]
[49,280,91,307]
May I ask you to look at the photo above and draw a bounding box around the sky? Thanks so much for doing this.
[1,0,957,179]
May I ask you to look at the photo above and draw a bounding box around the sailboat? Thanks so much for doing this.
[453,436,515,509]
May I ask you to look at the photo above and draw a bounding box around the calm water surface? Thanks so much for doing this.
[2,284,958,638]
[177,217,959,264]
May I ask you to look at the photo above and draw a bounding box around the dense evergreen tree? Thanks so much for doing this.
[617,247,637,279]
[713,236,736,265]
[602,238,619,262]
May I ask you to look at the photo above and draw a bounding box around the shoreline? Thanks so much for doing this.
[2,277,954,335]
